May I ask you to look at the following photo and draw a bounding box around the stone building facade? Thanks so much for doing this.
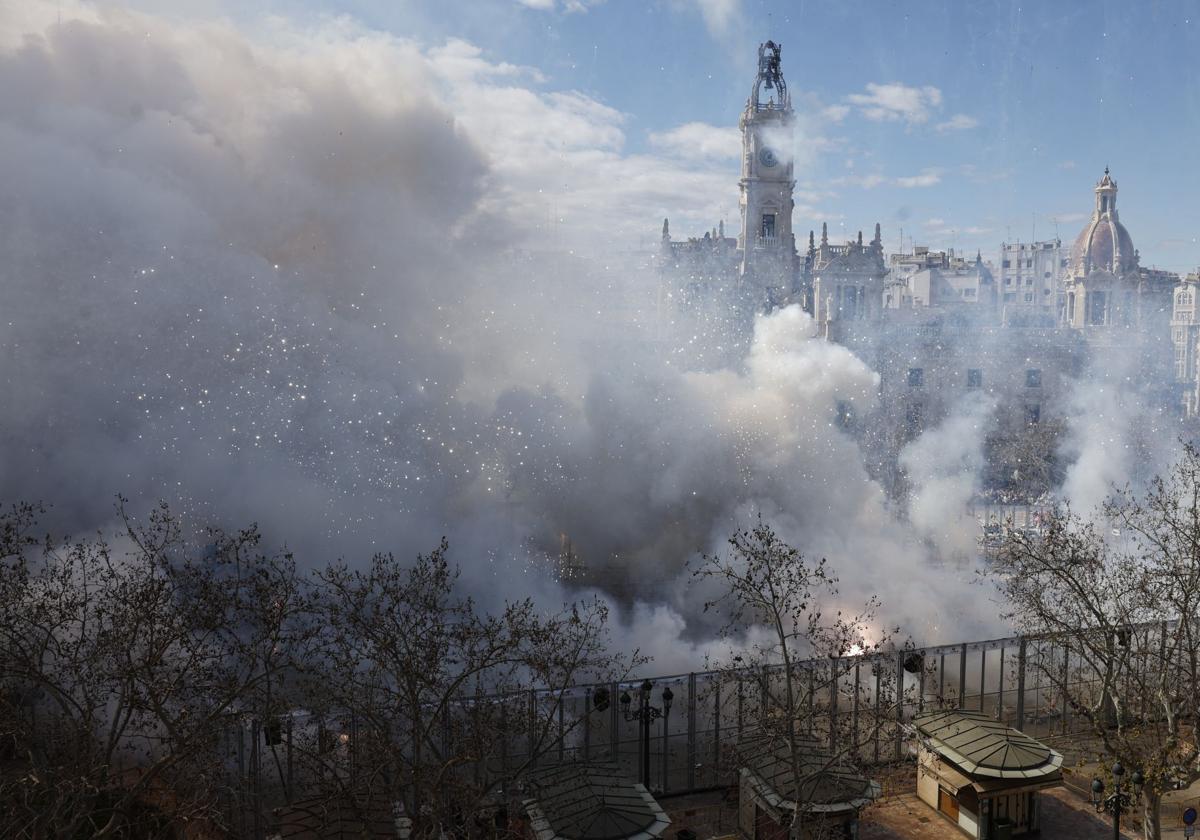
[997,239,1066,325]
[658,41,1194,496]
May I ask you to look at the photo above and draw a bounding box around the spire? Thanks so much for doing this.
[820,222,828,246]
[662,218,670,241]
[857,230,863,247]
[808,230,816,251]
[873,222,881,245]
[1094,168,1118,216]
[718,219,725,238]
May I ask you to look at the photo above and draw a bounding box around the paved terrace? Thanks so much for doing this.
[656,754,1200,839]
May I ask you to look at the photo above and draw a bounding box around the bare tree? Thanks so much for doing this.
[691,517,902,840]
[983,417,1066,501]
[0,499,315,839]
[988,443,1200,840]
[302,539,639,840]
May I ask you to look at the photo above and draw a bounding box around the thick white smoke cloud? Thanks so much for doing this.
[1,3,1027,673]
[1057,346,1181,517]
[900,393,996,560]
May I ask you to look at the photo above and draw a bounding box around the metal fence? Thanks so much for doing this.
[226,624,1146,836]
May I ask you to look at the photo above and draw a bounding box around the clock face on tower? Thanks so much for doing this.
[758,146,779,168]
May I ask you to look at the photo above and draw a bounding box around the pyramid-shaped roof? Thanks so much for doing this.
[915,709,1063,780]
[523,763,669,840]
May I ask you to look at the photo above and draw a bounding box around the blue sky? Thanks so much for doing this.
[113,0,1200,269]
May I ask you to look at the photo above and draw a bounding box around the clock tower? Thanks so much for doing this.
[738,40,798,303]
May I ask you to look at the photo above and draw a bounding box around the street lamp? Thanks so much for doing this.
[620,680,673,791]
[1091,762,1144,840]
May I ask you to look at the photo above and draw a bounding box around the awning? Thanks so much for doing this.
[922,750,1062,797]
[972,773,1063,797]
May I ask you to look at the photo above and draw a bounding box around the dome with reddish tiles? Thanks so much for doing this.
[1069,168,1137,277]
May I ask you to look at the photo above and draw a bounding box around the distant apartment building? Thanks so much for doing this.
[997,239,1066,325]
[1172,270,1200,415]
[885,248,995,311]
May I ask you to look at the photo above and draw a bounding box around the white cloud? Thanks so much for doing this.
[1054,212,1089,224]
[649,121,740,161]
[1059,160,1077,170]
[387,34,757,249]
[895,168,943,188]
[429,38,545,83]
[821,104,851,123]
[516,0,601,11]
[845,82,943,124]
[843,173,887,189]
[936,113,979,132]
[829,169,940,190]
[689,0,741,37]
[926,217,993,238]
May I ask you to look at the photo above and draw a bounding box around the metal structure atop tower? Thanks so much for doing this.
[750,40,788,110]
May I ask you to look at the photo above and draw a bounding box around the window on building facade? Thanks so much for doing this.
[761,213,775,239]
[908,367,924,387]
[967,368,983,388]
[1026,259,1033,267]
[1088,290,1107,325]
[1002,259,1011,268]
[839,285,860,319]
[1026,368,1042,388]
[1026,404,1041,425]
[836,400,855,429]
[964,288,976,298]
[906,402,923,434]
[1024,293,1034,302]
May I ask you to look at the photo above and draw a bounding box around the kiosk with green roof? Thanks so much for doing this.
[737,733,880,840]
[914,710,1063,838]
[521,763,671,840]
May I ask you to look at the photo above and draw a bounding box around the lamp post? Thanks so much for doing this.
[1091,762,1144,840]
[620,680,673,791]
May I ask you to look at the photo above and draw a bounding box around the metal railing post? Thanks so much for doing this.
[979,647,987,713]
[959,644,968,709]
[687,673,697,790]
[895,651,905,760]
[1015,638,1028,731]
[997,646,1005,719]
[829,660,839,753]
